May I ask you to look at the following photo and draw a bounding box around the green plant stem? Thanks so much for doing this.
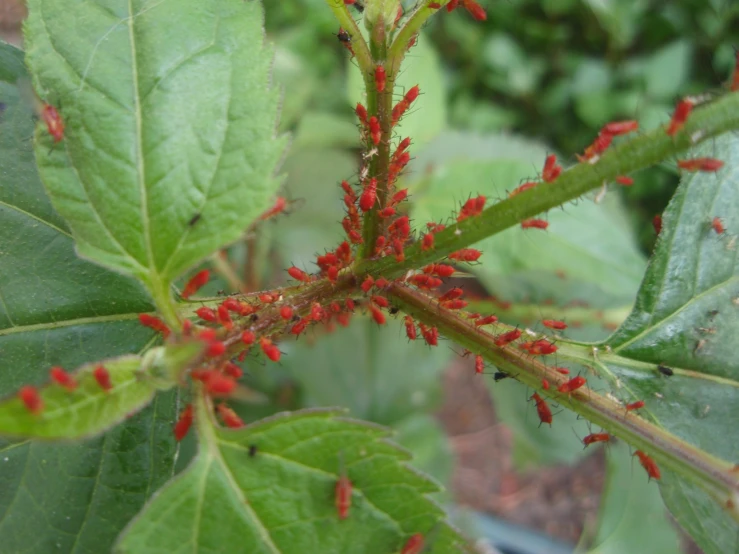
[323,0,373,73]
[387,2,448,75]
[389,283,739,522]
[358,90,739,278]
[146,274,181,330]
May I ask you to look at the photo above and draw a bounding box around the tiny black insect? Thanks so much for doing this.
[657,364,674,377]
[248,444,258,457]
[250,314,259,322]
[188,213,201,226]
[389,306,399,315]
[493,371,509,382]
[337,29,351,43]
[352,0,365,12]
[292,314,301,322]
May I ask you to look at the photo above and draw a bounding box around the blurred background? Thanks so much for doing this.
[4,0,739,552]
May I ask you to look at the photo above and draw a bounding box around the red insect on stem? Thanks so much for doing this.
[421,233,435,251]
[404,315,417,340]
[280,306,294,320]
[521,218,548,230]
[195,306,217,323]
[94,365,113,392]
[368,116,381,145]
[583,433,610,447]
[241,330,256,346]
[666,99,694,136]
[392,86,420,126]
[359,178,378,212]
[428,2,441,8]
[287,266,311,282]
[448,248,482,262]
[216,403,245,429]
[462,0,487,20]
[18,385,43,414]
[50,366,77,391]
[439,287,464,301]
[355,103,368,126]
[601,120,639,136]
[41,104,64,142]
[676,158,724,172]
[457,195,486,221]
[181,269,210,299]
[616,175,634,186]
[634,450,661,480]
[509,181,538,197]
[554,367,570,375]
[401,534,425,554]
[336,28,354,58]
[542,154,562,183]
[542,319,567,330]
[625,400,645,412]
[530,392,552,426]
[494,328,521,347]
[138,314,171,338]
[260,196,288,220]
[260,337,281,362]
[369,304,386,325]
[712,217,725,235]
[374,65,386,93]
[557,375,586,394]
[475,355,485,374]
[474,314,498,326]
[174,404,193,441]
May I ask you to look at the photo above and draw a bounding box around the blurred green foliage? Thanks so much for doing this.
[265,0,739,251]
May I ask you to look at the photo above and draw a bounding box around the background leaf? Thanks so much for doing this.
[24,0,287,293]
[0,60,187,553]
[116,409,469,554]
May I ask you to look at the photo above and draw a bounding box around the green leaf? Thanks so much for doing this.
[583,442,680,553]
[278,318,452,424]
[603,134,739,554]
[0,40,26,83]
[116,409,469,554]
[0,354,158,439]
[24,0,287,296]
[0,72,184,552]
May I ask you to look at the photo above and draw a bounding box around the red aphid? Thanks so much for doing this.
[521,218,548,230]
[421,325,439,346]
[525,339,558,356]
[542,379,550,390]
[457,195,486,221]
[554,367,570,375]
[138,314,171,338]
[376,277,391,288]
[361,276,374,292]
[474,315,498,326]
[404,315,417,340]
[375,65,386,93]
[583,433,610,447]
[494,328,521,347]
[474,355,485,374]
[205,340,226,358]
[195,306,217,323]
[50,366,77,391]
[666,99,694,136]
[259,293,278,304]
[440,299,467,310]
[530,392,552,426]
[616,175,634,186]
[428,1,441,8]
[653,214,663,235]
[241,330,256,346]
[173,404,193,441]
[310,303,324,321]
[260,337,281,362]
[448,248,482,262]
[336,474,352,520]
[557,375,586,394]
[359,178,378,212]
[677,158,724,172]
[41,104,64,142]
[625,400,645,412]
[427,263,455,277]
[355,103,368,126]
[401,534,425,554]
[390,188,409,206]
[369,304,386,325]
[217,305,233,330]
[280,306,294,320]
[337,27,354,58]
[18,385,43,414]
[391,86,420,126]
[182,269,210,299]
[217,403,245,429]
[634,450,661,480]
[421,233,435,251]
[509,181,538,198]
[368,116,381,145]
[287,266,311,282]
[260,196,287,220]
[439,287,464,302]
[712,217,725,234]
[94,365,113,392]
[371,295,389,308]
[447,0,460,10]
[462,0,487,20]
[542,319,567,330]
[291,318,309,336]
[542,154,562,183]
[602,120,638,136]
[223,362,243,379]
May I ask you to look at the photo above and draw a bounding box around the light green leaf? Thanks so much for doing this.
[24,0,287,296]
[116,409,470,553]
[0,68,185,553]
[600,134,739,554]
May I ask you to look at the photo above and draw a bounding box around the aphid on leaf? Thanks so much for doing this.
[448,248,481,262]
[634,450,661,480]
[711,217,725,235]
[677,158,724,172]
[557,375,586,394]
[521,218,548,230]
[41,104,65,142]
[94,365,113,392]
[421,233,435,251]
[217,403,245,429]
[401,534,425,554]
[542,319,567,330]
[50,366,77,391]
[653,214,662,235]
[583,433,610,447]
[18,385,43,414]
[260,337,281,362]
[182,269,210,299]
[666,99,694,136]
[530,392,552,426]
[138,314,171,337]
[625,400,645,412]
[174,404,193,441]
[657,364,674,377]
